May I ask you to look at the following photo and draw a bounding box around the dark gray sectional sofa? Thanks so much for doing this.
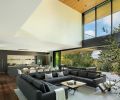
[17,74,68,100]
[31,69,106,87]
[16,69,106,100]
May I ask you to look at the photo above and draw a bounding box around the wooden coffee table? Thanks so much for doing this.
[61,80,86,95]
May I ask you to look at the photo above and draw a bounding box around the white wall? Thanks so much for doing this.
[21,0,82,50]
[0,0,41,36]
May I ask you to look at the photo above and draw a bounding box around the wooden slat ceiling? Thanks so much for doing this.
[59,0,106,13]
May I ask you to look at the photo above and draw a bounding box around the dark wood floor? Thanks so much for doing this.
[0,73,18,100]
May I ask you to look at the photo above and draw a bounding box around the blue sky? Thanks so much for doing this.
[84,11,120,39]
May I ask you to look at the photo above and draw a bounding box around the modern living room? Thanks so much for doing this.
[0,0,120,100]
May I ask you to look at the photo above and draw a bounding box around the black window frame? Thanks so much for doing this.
[83,0,114,40]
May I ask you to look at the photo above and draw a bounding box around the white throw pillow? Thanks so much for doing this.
[45,73,53,79]
[98,83,107,92]
[57,72,64,77]
[17,69,22,74]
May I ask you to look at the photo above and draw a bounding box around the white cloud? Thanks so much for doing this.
[85,30,95,37]
[103,12,120,28]
[103,15,111,25]
[113,12,120,27]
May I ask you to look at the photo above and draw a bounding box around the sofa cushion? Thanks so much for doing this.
[63,70,69,76]
[44,82,58,91]
[21,74,34,83]
[74,76,93,83]
[57,72,64,77]
[45,73,53,79]
[44,76,72,84]
[35,73,45,79]
[70,71,78,76]
[32,80,47,93]
[78,71,87,78]
[87,72,100,79]
[44,82,50,92]
[52,72,58,77]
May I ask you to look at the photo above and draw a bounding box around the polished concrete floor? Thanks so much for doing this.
[15,85,120,100]
[15,72,120,100]
[1,73,120,100]
[68,86,120,100]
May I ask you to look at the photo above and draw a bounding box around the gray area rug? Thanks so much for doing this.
[14,89,27,100]
[14,86,120,100]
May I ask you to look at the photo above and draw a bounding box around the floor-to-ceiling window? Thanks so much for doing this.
[96,2,111,37]
[83,0,120,40]
[84,9,95,39]
[112,0,120,33]
[61,48,94,67]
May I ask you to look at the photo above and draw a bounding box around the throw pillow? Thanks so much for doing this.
[32,80,46,93]
[63,70,69,76]
[87,72,100,79]
[57,72,64,77]
[52,72,58,77]
[17,69,22,75]
[35,73,45,79]
[21,74,34,83]
[78,71,87,78]
[70,71,78,76]
[44,82,50,92]
[45,73,53,79]
[98,83,107,92]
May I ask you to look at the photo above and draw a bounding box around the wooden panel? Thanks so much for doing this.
[84,10,95,24]
[97,2,111,20]
[113,0,120,13]
[59,0,106,13]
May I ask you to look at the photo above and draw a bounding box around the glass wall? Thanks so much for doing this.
[84,10,95,39]
[83,0,120,40]
[112,0,120,33]
[61,48,94,67]
[96,2,111,37]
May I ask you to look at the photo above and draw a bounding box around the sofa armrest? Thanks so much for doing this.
[93,74,106,85]
[16,76,42,100]
[42,91,56,100]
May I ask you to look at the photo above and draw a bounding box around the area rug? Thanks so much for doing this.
[14,89,27,100]
[14,86,120,100]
